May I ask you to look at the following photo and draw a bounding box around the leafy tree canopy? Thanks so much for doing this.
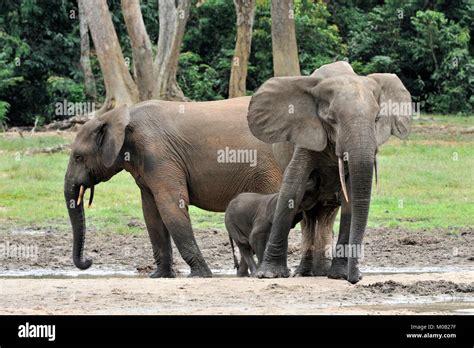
[0,0,472,126]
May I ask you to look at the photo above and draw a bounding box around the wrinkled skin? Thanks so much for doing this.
[64,98,284,277]
[272,142,337,277]
[225,174,320,276]
[248,61,412,283]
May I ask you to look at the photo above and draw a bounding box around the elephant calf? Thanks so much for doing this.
[225,174,320,277]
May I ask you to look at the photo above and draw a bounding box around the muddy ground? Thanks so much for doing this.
[1,224,473,272]
[0,226,473,314]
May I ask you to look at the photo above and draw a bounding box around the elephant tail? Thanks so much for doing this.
[228,235,239,270]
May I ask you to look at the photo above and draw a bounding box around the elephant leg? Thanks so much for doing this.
[151,178,212,278]
[249,225,269,266]
[140,188,175,278]
[312,205,339,276]
[238,245,257,276]
[237,256,250,277]
[294,209,317,277]
[327,209,351,279]
[328,181,358,280]
[258,147,316,278]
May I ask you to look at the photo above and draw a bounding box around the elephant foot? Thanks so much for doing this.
[348,270,362,284]
[188,263,212,278]
[293,269,313,277]
[312,257,331,276]
[328,257,348,280]
[348,258,363,284]
[257,260,290,279]
[149,267,176,278]
[237,269,250,277]
[293,259,313,277]
[328,258,362,283]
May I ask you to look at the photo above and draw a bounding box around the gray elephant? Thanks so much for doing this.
[247,61,413,283]
[225,173,320,276]
[64,99,284,278]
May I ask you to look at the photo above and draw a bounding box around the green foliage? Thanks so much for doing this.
[0,0,80,125]
[0,31,28,126]
[0,101,10,127]
[295,0,347,75]
[248,0,346,88]
[411,10,473,114]
[178,52,223,101]
[333,1,472,114]
[46,76,85,117]
[0,0,472,126]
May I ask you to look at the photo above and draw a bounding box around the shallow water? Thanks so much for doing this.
[0,265,472,279]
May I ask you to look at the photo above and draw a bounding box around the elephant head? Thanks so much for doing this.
[247,61,412,282]
[64,105,130,270]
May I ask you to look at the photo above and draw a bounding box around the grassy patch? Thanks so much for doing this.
[0,115,472,234]
[367,138,473,230]
[0,135,70,152]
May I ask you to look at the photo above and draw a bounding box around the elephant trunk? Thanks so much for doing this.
[64,179,93,270]
[344,127,375,283]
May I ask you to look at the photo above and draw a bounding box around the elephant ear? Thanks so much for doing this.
[368,73,412,146]
[247,76,327,152]
[97,104,130,168]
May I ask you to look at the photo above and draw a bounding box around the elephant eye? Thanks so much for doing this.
[327,117,337,125]
[375,114,381,122]
[75,154,83,162]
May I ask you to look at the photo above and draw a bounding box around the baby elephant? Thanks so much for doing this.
[225,174,320,277]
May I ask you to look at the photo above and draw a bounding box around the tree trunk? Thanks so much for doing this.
[271,0,300,77]
[154,0,191,101]
[83,0,139,115]
[228,0,256,98]
[121,0,157,101]
[78,0,96,102]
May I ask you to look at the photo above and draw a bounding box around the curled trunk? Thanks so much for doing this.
[64,180,92,270]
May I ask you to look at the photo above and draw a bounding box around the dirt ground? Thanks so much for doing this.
[0,226,473,314]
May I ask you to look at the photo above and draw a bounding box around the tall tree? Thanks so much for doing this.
[78,0,96,102]
[154,0,191,101]
[83,0,139,114]
[228,0,256,98]
[121,0,156,101]
[271,0,300,76]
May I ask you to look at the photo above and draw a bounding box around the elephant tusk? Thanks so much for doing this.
[374,156,379,191]
[88,185,94,208]
[338,157,349,203]
[77,185,85,206]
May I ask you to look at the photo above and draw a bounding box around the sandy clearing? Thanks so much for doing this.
[1,272,473,315]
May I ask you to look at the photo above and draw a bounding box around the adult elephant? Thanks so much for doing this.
[247,61,412,283]
[64,98,286,277]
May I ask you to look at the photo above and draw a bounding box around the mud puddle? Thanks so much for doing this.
[1,226,473,314]
[1,226,472,274]
[0,268,239,279]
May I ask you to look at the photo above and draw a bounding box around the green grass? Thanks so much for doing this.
[0,135,70,152]
[416,114,474,125]
[0,115,472,233]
